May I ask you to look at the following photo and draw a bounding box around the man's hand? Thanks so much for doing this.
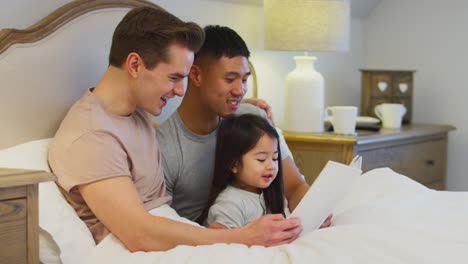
[241,214,302,247]
[319,214,333,229]
[241,97,275,125]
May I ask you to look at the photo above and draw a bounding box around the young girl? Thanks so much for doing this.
[197,114,287,229]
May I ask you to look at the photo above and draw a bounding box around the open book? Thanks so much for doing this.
[289,155,362,234]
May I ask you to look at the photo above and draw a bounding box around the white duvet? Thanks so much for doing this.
[85,168,468,263]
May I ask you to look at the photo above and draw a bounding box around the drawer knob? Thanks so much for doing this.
[426,160,435,166]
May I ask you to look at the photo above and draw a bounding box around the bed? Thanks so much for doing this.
[1,1,468,263]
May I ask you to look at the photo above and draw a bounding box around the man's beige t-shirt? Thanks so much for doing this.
[49,90,171,244]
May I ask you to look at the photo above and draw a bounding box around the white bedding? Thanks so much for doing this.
[1,139,467,263]
[85,168,468,264]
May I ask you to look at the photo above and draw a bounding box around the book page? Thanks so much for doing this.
[289,160,362,234]
[349,155,362,169]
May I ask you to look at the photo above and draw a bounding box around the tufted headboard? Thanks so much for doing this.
[0,0,163,149]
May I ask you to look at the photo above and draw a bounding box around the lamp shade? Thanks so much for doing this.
[264,0,350,52]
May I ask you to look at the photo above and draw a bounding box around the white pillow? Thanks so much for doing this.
[0,139,95,264]
[39,226,62,264]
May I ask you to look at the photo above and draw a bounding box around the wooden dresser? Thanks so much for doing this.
[0,168,56,264]
[284,124,455,190]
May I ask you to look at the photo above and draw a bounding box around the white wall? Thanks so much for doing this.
[364,0,468,191]
[150,0,365,126]
[0,0,71,29]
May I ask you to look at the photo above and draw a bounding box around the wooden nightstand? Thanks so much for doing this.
[284,124,455,190]
[0,168,56,264]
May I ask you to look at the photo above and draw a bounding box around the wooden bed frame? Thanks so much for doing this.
[0,0,162,54]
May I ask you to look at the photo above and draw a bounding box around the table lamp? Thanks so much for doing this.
[264,0,350,133]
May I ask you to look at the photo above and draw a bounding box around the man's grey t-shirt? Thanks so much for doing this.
[156,103,291,221]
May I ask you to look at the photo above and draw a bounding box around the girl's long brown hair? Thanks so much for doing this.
[197,114,285,225]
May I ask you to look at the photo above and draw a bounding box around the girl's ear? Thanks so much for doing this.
[231,161,239,174]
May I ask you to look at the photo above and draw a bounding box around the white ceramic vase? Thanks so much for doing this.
[284,56,324,133]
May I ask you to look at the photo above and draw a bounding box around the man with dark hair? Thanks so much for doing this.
[157,25,327,228]
[49,8,300,252]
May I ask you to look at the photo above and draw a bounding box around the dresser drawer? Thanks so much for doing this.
[0,198,27,264]
[360,139,446,186]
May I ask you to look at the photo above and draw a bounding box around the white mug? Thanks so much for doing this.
[374,103,407,128]
[326,106,358,135]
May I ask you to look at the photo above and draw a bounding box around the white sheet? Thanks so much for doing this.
[84,168,468,263]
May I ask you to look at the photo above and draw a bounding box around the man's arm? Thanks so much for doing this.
[78,176,302,252]
[282,156,309,211]
[208,222,228,229]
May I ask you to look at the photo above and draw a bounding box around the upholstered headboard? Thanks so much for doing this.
[0,0,162,149]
